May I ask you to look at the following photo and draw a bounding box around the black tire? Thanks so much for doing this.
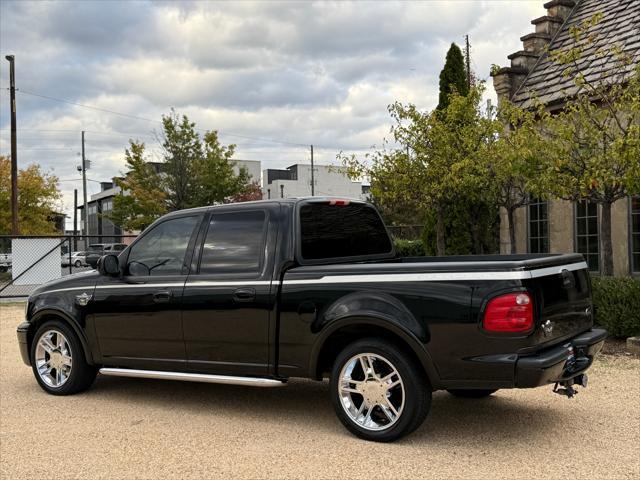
[74,260,82,268]
[30,320,97,395]
[447,389,498,398]
[330,337,431,442]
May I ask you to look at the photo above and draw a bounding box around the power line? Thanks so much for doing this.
[12,89,374,151]
[18,90,163,124]
[15,90,309,147]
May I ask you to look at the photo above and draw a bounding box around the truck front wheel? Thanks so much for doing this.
[330,338,431,442]
[30,320,97,395]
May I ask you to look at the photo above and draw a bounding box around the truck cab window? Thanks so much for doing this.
[199,210,267,274]
[299,202,393,260]
[126,216,199,276]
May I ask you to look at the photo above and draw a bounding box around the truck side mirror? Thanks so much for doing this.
[98,254,120,276]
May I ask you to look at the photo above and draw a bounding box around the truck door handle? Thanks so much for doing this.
[233,288,256,302]
[152,291,172,303]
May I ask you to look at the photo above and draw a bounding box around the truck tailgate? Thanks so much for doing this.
[525,260,593,348]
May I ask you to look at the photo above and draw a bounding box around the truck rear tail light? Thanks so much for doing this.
[328,199,350,206]
[483,292,533,333]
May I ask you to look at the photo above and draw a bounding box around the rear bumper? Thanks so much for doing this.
[16,322,31,366]
[515,328,606,388]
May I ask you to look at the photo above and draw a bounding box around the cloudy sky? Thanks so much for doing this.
[0,0,543,228]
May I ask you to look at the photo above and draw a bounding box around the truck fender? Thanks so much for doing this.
[308,292,440,387]
[312,291,428,340]
[29,308,95,365]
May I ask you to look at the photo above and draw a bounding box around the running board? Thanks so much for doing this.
[99,368,286,387]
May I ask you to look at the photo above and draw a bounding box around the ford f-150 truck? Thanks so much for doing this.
[17,197,606,442]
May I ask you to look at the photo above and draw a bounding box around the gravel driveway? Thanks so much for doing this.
[1,303,638,479]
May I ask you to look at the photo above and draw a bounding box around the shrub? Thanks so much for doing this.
[591,277,640,338]
[393,239,425,257]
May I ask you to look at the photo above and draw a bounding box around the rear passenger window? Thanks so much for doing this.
[199,210,267,274]
[299,202,393,260]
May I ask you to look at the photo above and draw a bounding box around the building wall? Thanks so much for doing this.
[262,164,364,200]
[549,199,573,253]
[234,160,261,184]
[505,197,632,276]
[612,198,629,276]
[84,185,123,242]
[499,207,527,254]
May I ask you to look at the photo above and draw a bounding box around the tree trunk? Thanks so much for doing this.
[436,203,446,256]
[600,201,614,276]
[470,205,483,254]
[507,207,516,254]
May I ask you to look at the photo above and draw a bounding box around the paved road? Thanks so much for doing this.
[1,303,638,479]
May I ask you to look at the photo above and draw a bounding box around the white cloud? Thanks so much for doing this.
[0,0,546,227]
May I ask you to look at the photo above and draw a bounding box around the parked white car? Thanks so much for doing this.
[61,251,87,268]
[0,252,11,272]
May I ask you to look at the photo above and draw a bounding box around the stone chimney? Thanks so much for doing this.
[491,0,576,105]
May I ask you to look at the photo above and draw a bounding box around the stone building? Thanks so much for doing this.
[491,0,640,276]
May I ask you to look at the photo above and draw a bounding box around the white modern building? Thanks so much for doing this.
[233,160,261,184]
[262,164,367,200]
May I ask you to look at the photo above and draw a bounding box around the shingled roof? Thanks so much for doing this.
[494,0,640,110]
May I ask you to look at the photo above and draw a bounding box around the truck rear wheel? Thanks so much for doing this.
[447,389,497,398]
[330,338,431,442]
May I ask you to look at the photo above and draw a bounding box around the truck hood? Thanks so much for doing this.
[31,270,99,297]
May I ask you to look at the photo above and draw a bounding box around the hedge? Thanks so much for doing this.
[393,239,425,257]
[591,277,640,338]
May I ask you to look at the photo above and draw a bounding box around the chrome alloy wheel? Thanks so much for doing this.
[35,330,72,388]
[338,353,405,431]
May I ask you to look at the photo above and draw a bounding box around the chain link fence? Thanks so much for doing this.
[0,235,137,298]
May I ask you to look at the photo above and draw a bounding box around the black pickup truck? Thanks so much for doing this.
[17,198,606,442]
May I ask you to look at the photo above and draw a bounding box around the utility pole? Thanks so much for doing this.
[73,189,78,250]
[5,55,19,235]
[81,131,88,237]
[310,144,315,196]
[464,35,471,89]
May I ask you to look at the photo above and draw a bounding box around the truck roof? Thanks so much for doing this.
[163,196,368,218]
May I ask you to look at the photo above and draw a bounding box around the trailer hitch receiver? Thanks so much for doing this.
[553,374,588,398]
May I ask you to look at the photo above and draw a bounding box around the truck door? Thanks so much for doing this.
[181,205,278,376]
[91,214,202,371]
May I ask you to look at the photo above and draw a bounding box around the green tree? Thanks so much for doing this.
[437,43,469,110]
[341,85,501,256]
[489,101,550,253]
[160,110,250,209]
[191,130,249,206]
[394,86,499,255]
[0,156,61,235]
[110,141,167,232]
[161,110,202,211]
[539,14,640,275]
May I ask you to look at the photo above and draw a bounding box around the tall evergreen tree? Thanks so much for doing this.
[437,43,469,110]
